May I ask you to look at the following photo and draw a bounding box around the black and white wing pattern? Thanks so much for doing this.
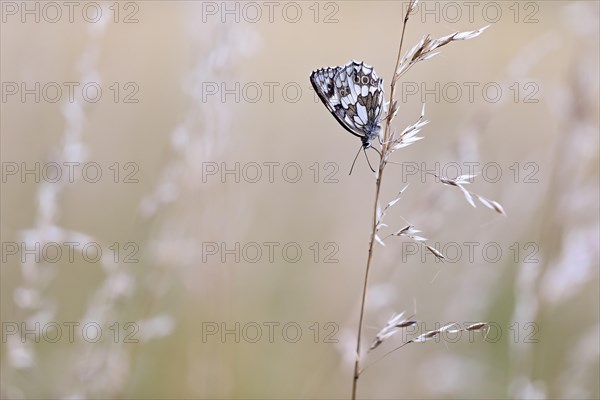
[310,60,384,148]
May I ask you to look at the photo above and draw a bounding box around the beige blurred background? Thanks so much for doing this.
[1,1,598,399]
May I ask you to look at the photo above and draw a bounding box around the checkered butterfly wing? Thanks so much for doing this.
[310,60,384,148]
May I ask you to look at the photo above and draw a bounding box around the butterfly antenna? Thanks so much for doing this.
[349,144,363,175]
[363,148,376,173]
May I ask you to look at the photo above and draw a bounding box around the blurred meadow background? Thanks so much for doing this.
[1,1,599,399]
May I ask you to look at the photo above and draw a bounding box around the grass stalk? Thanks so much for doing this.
[351,3,415,398]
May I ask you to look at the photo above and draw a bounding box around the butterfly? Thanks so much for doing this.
[310,60,385,172]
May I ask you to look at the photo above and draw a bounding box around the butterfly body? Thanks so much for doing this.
[310,60,384,149]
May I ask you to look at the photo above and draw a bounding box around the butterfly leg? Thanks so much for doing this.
[363,147,377,173]
[369,146,382,158]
